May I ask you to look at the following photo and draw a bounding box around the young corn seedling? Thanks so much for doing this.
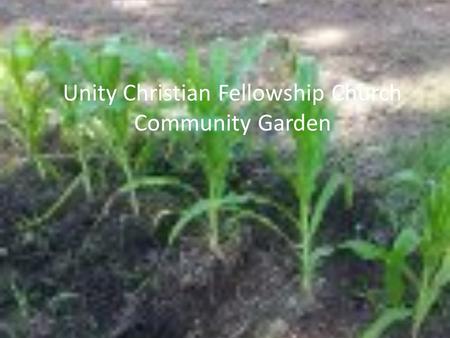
[49,37,151,212]
[343,228,418,338]
[412,168,450,338]
[155,39,267,256]
[0,28,52,177]
[345,168,450,338]
[271,56,350,300]
[47,38,98,197]
[81,37,146,213]
[344,226,420,308]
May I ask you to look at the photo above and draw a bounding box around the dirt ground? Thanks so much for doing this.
[1,1,450,338]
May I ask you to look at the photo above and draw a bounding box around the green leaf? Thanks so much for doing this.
[116,176,195,196]
[384,256,407,307]
[413,252,450,338]
[311,245,335,270]
[18,174,83,231]
[224,209,296,250]
[341,240,386,261]
[169,194,253,245]
[361,307,411,338]
[393,227,420,257]
[412,169,450,337]
[149,49,180,80]
[383,227,419,305]
[98,176,197,222]
[246,193,298,225]
[310,172,345,236]
[10,28,35,81]
[387,169,424,188]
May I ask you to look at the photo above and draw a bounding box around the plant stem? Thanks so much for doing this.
[300,199,314,301]
[78,146,92,199]
[31,151,47,179]
[123,161,139,216]
[208,177,222,257]
[209,202,220,252]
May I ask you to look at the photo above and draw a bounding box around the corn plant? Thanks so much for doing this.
[270,57,350,299]
[343,228,417,338]
[376,131,450,233]
[412,168,450,338]
[46,38,97,197]
[344,227,419,309]
[152,39,267,256]
[344,168,450,338]
[0,28,52,176]
[48,37,152,212]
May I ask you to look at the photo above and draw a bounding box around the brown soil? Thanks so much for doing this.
[0,162,372,338]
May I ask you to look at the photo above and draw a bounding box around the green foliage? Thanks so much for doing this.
[412,168,450,337]
[0,29,269,245]
[270,56,351,298]
[155,39,267,255]
[361,307,411,338]
[388,126,450,181]
[346,168,450,338]
[3,28,450,338]
[344,227,419,307]
[376,129,450,233]
[290,58,348,298]
[47,36,156,211]
[0,28,52,176]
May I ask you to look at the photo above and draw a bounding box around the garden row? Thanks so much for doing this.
[1,29,450,338]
